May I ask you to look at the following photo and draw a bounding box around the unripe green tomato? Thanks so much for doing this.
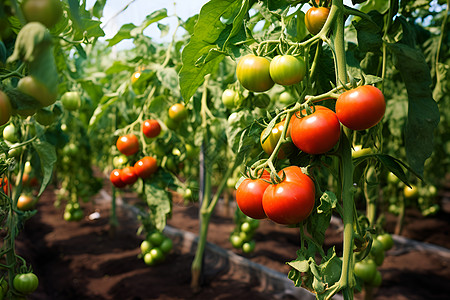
[0,90,12,126]
[140,240,152,254]
[222,89,237,109]
[24,161,32,174]
[18,76,57,107]
[236,54,274,92]
[168,103,188,122]
[22,0,63,28]
[165,116,179,130]
[240,222,253,233]
[148,231,165,246]
[279,91,295,105]
[242,240,256,253]
[376,233,394,251]
[160,237,173,254]
[64,211,72,221]
[3,124,17,143]
[354,259,377,283]
[113,155,128,169]
[143,252,154,266]
[269,55,306,86]
[239,231,253,242]
[253,93,271,108]
[183,188,193,200]
[150,247,165,262]
[13,272,39,294]
[71,209,83,221]
[230,234,244,249]
[61,91,82,111]
[387,172,400,184]
[370,270,382,287]
[370,239,384,257]
[373,249,385,266]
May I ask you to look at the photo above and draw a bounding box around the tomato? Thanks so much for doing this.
[22,174,39,187]
[120,166,138,185]
[160,237,173,254]
[269,55,306,86]
[134,156,158,179]
[17,76,57,107]
[305,7,330,35]
[354,259,377,283]
[387,172,400,185]
[262,166,315,225]
[370,270,382,287]
[230,234,244,249]
[236,54,274,92]
[290,106,341,154]
[150,247,165,262]
[240,222,253,233]
[279,91,295,105]
[13,272,39,294]
[236,170,270,219]
[373,249,385,266]
[113,155,128,169]
[403,185,418,199]
[142,119,161,138]
[131,71,141,84]
[3,124,17,143]
[34,108,56,126]
[168,103,188,122]
[148,231,165,246]
[352,145,372,158]
[116,134,139,156]
[61,91,82,111]
[17,194,36,211]
[164,116,179,130]
[21,0,63,28]
[140,240,152,254]
[185,144,197,159]
[0,177,11,196]
[336,85,386,131]
[110,169,126,188]
[260,121,291,158]
[242,240,256,253]
[370,239,384,257]
[377,233,394,251]
[222,89,237,108]
[0,91,11,126]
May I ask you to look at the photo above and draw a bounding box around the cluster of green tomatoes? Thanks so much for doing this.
[140,231,173,266]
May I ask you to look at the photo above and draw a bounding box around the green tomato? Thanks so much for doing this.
[373,249,385,266]
[13,272,39,294]
[387,172,400,184]
[22,0,63,28]
[370,270,382,287]
[71,209,83,221]
[18,76,57,107]
[354,259,377,283]
[160,238,173,254]
[239,231,253,242]
[113,155,128,169]
[0,90,12,126]
[376,233,394,251]
[3,124,17,143]
[242,240,256,253]
[150,247,165,262]
[404,185,418,199]
[140,240,152,254]
[35,108,56,126]
[236,54,274,92]
[230,234,244,249]
[279,91,295,105]
[61,91,82,111]
[168,103,188,122]
[148,231,165,246]
[222,89,237,109]
[24,161,32,174]
[370,239,384,257]
[269,55,306,86]
[165,116,179,130]
[63,211,72,221]
[240,222,253,233]
[143,252,154,266]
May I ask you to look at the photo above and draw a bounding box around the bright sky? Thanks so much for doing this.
[86,0,354,48]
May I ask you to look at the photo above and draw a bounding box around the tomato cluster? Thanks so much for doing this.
[63,202,84,222]
[110,156,158,188]
[236,166,316,225]
[140,231,173,266]
[229,217,259,254]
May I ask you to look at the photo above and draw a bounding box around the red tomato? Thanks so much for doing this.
[290,106,341,154]
[236,54,274,92]
[0,177,11,196]
[236,170,270,219]
[335,85,386,131]
[134,156,158,179]
[116,134,139,156]
[262,166,315,225]
[120,166,138,185]
[142,119,161,138]
[305,7,330,35]
[110,169,126,188]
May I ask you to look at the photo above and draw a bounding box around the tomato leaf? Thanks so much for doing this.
[307,191,337,246]
[144,183,172,232]
[32,140,56,197]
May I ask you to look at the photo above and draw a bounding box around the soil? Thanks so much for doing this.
[15,184,450,300]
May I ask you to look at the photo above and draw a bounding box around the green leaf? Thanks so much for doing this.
[307,191,337,245]
[107,23,137,47]
[155,67,180,98]
[287,251,310,273]
[179,0,241,101]
[88,95,119,127]
[32,140,56,196]
[144,183,171,231]
[353,11,383,53]
[387,42,440,176]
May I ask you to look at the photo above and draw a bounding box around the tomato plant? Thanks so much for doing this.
[336,85,386,131]
[236,54,274,92]
[116,134,139,156]
[269,55,306,86]
[262,166,315,225]
[290,106,341,154]
[13,272,39,294]
[305,6,330,35]
[142,119,161,138]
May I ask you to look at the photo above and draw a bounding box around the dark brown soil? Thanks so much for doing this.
[15,185,450,300]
